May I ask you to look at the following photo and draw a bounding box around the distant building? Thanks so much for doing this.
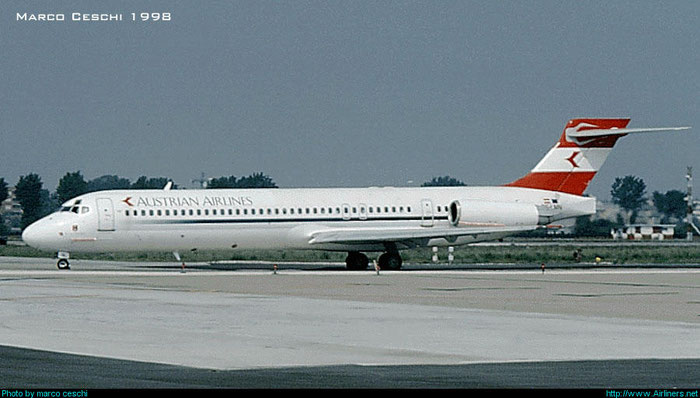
[1,187,23,234]
[611,224,675,240]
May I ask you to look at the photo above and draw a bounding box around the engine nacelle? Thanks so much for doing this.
[447,200,539,227]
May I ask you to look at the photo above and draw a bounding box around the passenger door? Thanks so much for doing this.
[421,199,434,227]
[96,198,115,231]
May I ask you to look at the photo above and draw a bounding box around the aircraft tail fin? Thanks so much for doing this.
[504,118,690,195]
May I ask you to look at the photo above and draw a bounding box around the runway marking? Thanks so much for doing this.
[0,294,101,302]
[423,287,540,292]
[554,292,679,298]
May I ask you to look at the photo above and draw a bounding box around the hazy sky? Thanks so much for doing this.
[1,1,698,199]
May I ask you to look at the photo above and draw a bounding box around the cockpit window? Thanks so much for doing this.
[60,206,71,212]
[70,206,79,214]
[81,207,90,214]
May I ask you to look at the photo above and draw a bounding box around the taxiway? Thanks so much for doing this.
[0,256,698,388]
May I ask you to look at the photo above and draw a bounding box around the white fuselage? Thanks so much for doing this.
[22,186,595,254]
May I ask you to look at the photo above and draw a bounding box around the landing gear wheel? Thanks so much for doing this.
[378,252,402,270]
[57,259,70,270]
[345,251,369,270]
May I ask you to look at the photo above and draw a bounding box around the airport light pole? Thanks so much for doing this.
[687,167,694,241]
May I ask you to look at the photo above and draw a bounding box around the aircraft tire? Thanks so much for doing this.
[57,259,70,270]
[345,252,368,270]
[378,252,402,270]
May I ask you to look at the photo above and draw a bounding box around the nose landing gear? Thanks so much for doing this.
[56,251,71,270]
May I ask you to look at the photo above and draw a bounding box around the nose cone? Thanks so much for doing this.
[22,222,44,249]
[22,218,61,251]
[21,223,37,247]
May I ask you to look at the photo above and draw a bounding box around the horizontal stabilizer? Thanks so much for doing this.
[567,126,690,139]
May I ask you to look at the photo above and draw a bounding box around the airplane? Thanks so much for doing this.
[21,118,690,270]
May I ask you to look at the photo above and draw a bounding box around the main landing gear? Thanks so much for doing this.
[345,251,369,270]
[377,252,402,270]
[345,248,403,271]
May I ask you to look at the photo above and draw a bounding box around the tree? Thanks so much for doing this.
[652,190,686,222]
[0,178,8,204]
[15,174,44,229]
[87,175,132,192]
[131,176,177,189]
[421,176,466,187]
[610,176,647,222]
[56,171,88,203]
[574,215,618,237]
[207,173,277,189]
[207,176,238,189]
[236,172,277,188]
[0,178,8,236]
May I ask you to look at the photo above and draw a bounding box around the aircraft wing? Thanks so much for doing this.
[308,225,537,247]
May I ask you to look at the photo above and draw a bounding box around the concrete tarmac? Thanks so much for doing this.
[0,256,698,388]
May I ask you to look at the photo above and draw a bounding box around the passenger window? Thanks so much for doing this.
[407,206,411,213]
[197,209,201,216]
[165,210,170,216]
[236,209,240,215]
[213,209,217,215]
[149,210,154,216]
[142,210,146,216]
[125,210,130,216]
[157,210,162,216]
[244,209,248,215]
